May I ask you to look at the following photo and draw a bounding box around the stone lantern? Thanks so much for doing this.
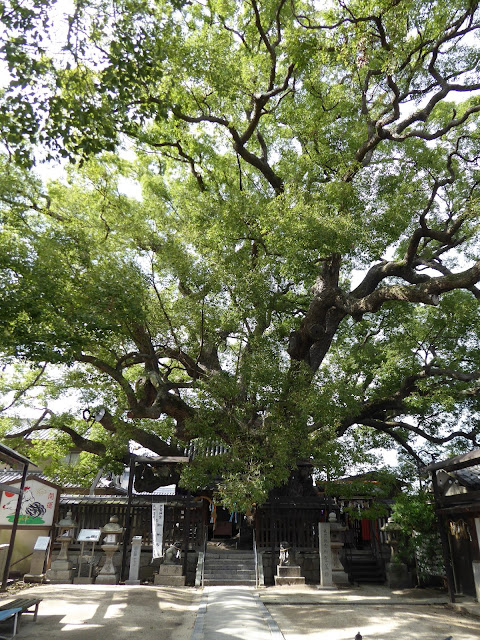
[46,510,78,583]
[96,515,124,584]
[328,512,349,585]
[382,517,401,560]
[381,516,411,589]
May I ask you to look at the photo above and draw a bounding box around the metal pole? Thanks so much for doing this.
[1,464,28,590]
[120,456,136,582]
[431,470,456,603]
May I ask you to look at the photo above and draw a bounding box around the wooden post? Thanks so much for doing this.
[120,456,135,582]
[431,470,456,603]
[1,464,28,590]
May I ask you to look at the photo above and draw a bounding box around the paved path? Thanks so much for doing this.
[191,586,284,640]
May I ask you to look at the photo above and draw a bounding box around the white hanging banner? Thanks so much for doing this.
[152,503,165,559]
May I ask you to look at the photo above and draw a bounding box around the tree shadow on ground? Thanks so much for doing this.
[1,586,198,640]
[267,603,480,640]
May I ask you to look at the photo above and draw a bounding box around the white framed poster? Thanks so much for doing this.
[0,477,58,527]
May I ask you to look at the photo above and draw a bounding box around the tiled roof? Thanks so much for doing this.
[454,464,480,490]
[0,470,46,484]
[2,423,57,440]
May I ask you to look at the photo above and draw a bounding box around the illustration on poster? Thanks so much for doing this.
[2,485,47,524]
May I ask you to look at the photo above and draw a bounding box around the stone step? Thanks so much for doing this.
[206,551,253,560]
[205,555,254,561]
[202,547,257,586]
[203,571,255,580]
[203,578,256,586]
[205,558,255,568]
[274,576,306,586]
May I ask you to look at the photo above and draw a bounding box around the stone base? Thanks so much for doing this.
[125,579,141,585]
[277,565,301,577]
[96,573,119,585]
[154,563,185,586]
[46,573,74,583]
[49,559,72,572]
[274,576,306,586]
[332,569,350,585]
[159,564,183,575]
[274,565,305,586]
[23,574,46,584]
[154,574,186,586]
[73,576,95,584]
[386,562,412,589]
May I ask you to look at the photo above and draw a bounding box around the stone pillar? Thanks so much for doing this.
[328,513,349,586]
[318,522,333,588]
[24,536,50,583]
[125,536,142,585]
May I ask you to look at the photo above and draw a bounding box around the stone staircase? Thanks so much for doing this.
[203,543,257,586]
[344,549,385,584]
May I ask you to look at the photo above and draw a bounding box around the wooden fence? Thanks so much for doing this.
[58,498,206,550]
[255,499,329,550]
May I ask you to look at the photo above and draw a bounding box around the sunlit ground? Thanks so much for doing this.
[267,603,480,640]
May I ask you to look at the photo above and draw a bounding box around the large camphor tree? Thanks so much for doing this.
[1,0,480,508]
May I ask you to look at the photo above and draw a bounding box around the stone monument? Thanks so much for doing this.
[318,521,334,588]
[125,536,142,585]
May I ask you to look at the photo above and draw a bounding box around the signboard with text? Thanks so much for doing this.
[78,529,101,543]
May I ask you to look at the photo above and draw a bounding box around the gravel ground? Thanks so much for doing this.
[0,582,478,640]
[0,584,200,640]
[265,601,480,640]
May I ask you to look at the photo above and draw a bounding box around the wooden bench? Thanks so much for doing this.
[0,598,42,637]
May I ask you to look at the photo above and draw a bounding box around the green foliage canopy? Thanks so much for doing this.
[1,1,480,507]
